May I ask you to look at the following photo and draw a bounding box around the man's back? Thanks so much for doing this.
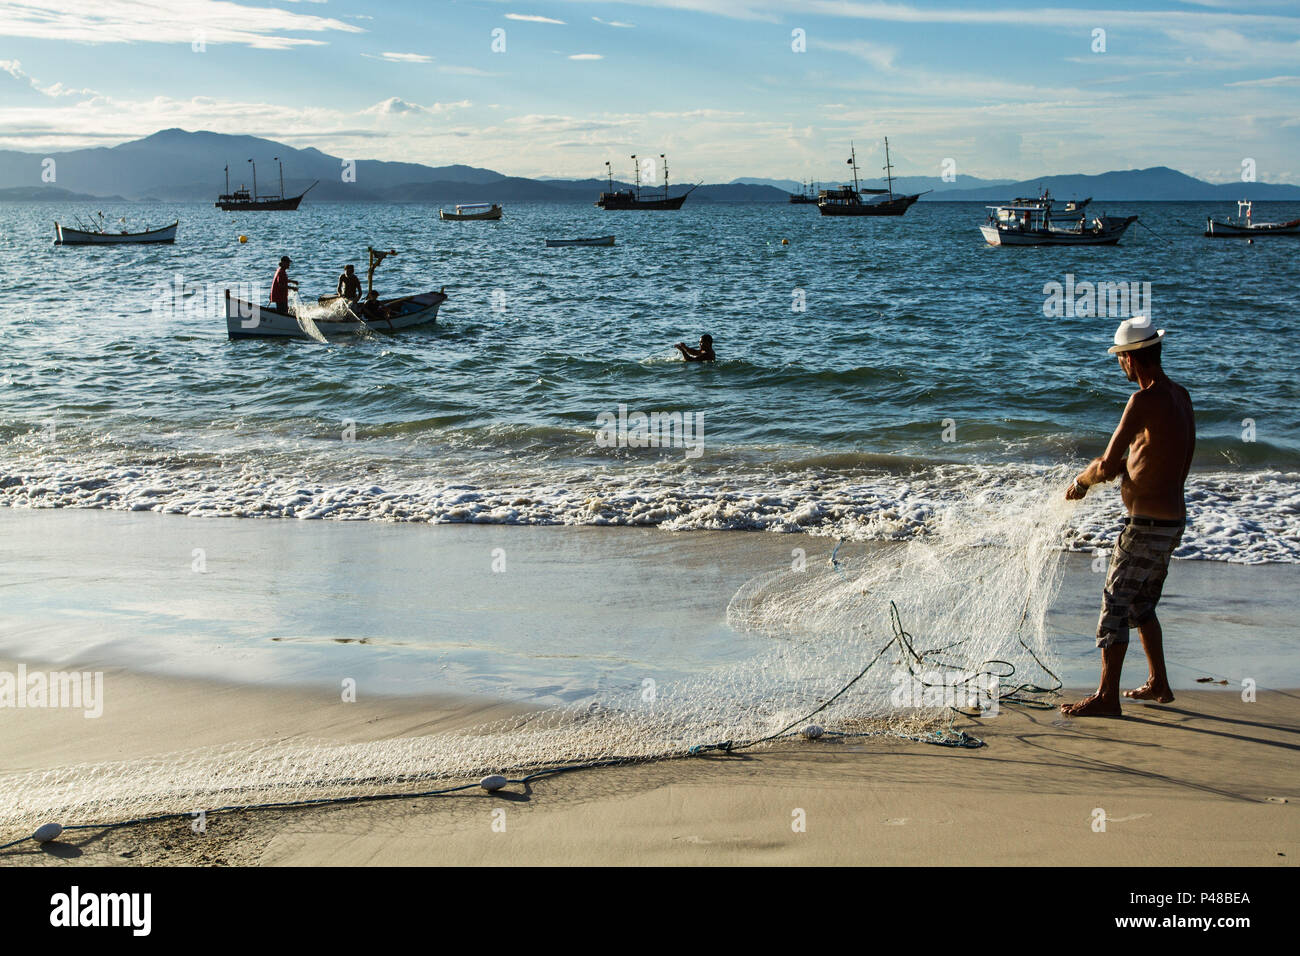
[1122,377,1194,519]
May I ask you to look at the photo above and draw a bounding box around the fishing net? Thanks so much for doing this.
[287,291,352,342]
[0,476,1072,836]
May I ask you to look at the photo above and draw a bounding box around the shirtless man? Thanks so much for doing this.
[337,264,362,303]
[1061,317,1195,717]
[675,333,716,362]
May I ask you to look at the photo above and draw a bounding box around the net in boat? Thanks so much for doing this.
[287,291,352,342]
[0,478,1072,835]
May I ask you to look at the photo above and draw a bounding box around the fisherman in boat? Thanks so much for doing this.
[337,264,362,303]
[675,334,715,362]
[1060,317,1195,718]
[270,256,298,313]
[359,289,387,320]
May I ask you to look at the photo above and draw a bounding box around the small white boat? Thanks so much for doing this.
[545,235,615,247]
[980,201,1136,246]
[226,289,446,339]
[1205,200,1300,238]
[439,203,503,221]
[55,214,177,245]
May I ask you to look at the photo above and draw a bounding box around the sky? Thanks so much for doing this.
[1,0,1298,183]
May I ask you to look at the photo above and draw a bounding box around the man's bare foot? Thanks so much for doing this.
[1059,694,1123,717]
[1124,682,1174,704]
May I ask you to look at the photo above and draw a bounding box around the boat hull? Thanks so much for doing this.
[55,221,178,245]
[545,236,615,247]
[595,195,688,210]
[226,290,446,340]
[440,207,502,221]
[980,216,1137,246]
[216,194,305,211]
[1204,217,1300,237]
[817,193,923,216]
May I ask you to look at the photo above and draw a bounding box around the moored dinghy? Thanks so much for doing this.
[439,203,503,221]
[1205,200,1300,238]
[544,235,615,247]
[55,211,177,245]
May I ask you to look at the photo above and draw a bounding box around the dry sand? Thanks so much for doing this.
[2,665,1295,866]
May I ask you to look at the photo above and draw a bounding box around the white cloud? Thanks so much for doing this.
[0,58,96,96]
[0,0,365,49]
[363,52,434,63]
[439,65,501,76]
[504,13,566,24]
[592,16,634,27]
[364,97,473,116]
[1226,74,1300,87]
[568,53,604,59]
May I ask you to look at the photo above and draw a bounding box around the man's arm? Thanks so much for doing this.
[1066,393,1140,498]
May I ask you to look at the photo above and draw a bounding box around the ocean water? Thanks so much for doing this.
[1,199,1297,563]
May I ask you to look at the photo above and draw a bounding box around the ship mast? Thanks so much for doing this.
[882,137,894,201]
[631,154,640,199]
[849,142,860,194]
[247,159,257,201]
[274,156,284,200]
[224,164,229,195]
[605,160,612,192]
[661,153,668,201]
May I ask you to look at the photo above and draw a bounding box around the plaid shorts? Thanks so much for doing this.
[1096,518,1185,648]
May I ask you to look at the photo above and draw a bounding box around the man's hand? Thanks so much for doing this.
[1065,479,1087,501]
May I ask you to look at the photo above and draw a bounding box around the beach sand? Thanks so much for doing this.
[1,509,1297,865]
[1,673,1295,866]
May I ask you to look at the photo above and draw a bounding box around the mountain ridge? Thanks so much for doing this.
[2,130,1297,202]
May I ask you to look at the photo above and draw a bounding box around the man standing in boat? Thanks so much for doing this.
[337,264,362,303]
[270,255,298,312]
[1060,317,1195,717]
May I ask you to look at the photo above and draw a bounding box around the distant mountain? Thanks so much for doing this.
[0,185,129,202]
[933,166,1300,202]
[2,131,1296,204]
[731,175,1018,195]
[0,129,785,203]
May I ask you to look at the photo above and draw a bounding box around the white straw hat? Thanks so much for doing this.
[1108,315,1165,354]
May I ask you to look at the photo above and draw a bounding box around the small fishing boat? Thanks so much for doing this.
[215,159,316,211]
[439,203,503,221]
[980,200,1137,246]
[595,155,699,210]
[54,212,177,245]
[817,139,929,217]
[226,247,446,339]
[227,290,446,339]
[545,236,615,247]
[1204,200,1300,238]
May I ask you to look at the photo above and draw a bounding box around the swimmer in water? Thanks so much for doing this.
[675,334,715,362]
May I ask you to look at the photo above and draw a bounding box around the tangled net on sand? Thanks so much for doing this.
[0,478,1071,837]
